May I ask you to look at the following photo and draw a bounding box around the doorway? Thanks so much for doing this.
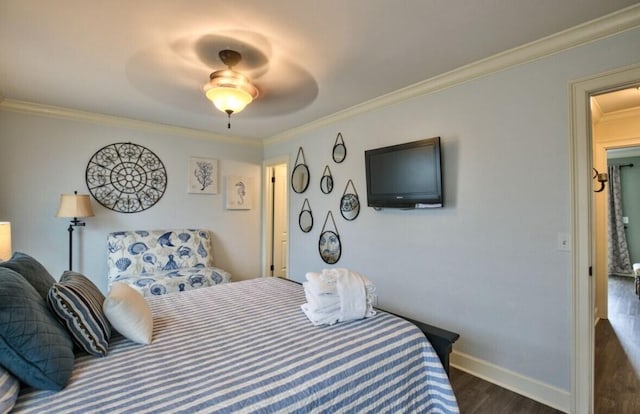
[263,158,289,278]
[592,100,640,411]
[592,93,640,323]
[571,64,640,414]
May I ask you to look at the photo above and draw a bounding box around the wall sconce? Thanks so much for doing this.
[593,168,608,193]
[0,222,11,261]
[56,191,95,271]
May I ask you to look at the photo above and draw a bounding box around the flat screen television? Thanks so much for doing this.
[365,136,443,209]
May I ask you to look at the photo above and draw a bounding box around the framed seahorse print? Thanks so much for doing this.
[225,176,252,210]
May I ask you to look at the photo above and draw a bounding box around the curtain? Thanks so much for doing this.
[607,165,633,275]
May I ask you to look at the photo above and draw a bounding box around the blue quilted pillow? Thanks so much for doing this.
[0,252,56,301]
[0,268,74,390]
[48,271,112,357]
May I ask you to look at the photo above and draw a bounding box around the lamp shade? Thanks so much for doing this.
[206,86,253,114]
[0,222,11,261]
[203,67,259,115]
[56,194,95,218]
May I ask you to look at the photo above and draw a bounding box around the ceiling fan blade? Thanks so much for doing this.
[246,59,318,116]
[126,46,213,114]
[126,31,318,117]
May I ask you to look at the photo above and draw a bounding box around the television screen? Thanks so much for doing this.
[365,137,442,209]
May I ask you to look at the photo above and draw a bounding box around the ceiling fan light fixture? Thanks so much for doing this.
[205,86,253,114]
[203,50,259,128]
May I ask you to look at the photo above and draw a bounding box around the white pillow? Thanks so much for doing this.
[103,283,153,344]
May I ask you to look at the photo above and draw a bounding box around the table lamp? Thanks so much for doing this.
[0,222,11,261]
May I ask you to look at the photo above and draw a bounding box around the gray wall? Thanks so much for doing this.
[609,156,640,265]
[0,111,264,291]
[264,26,640,393]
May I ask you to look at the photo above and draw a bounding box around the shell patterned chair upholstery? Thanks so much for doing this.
[107,229,231,297]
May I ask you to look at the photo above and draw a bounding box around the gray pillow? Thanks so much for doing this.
[0,252,56,301]
[0,267,74,390]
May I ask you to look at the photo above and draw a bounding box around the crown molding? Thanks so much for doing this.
[599,105,640,123]
[265,4,640,146]
[0,99,262,147]
[2,4,639,149]
[590,97,603,124]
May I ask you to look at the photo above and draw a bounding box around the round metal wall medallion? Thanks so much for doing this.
[85,142,167,213]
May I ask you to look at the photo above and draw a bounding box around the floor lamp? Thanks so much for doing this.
[56,191,94,271]
[0,222,11,261]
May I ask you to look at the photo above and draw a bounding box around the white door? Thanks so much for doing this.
[271,164,288,277]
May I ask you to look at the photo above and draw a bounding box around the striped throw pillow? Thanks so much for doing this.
[0,365,19,414]
[48,271,111,357]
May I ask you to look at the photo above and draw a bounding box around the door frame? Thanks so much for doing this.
[262,155,290,277]
[570,63,640,414]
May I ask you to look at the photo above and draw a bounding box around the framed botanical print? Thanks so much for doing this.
[188,157,218,194]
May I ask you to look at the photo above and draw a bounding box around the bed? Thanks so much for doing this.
[12,277,459,413]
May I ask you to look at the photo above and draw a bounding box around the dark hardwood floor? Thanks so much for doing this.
[449,368,563,413]
[448,275,640,413]
[594,275,640,413]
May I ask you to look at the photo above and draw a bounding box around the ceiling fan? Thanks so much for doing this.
[125,31,319,130]
[203,49,259,129]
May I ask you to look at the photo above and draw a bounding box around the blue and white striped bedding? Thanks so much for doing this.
[14,277,459,413]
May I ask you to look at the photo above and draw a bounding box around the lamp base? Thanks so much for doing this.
[67,219,86,271]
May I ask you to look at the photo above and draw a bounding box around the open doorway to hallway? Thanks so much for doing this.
[571,64,640,414]
[263,160,288,278]
[592,88,640,321]
[591,88,640,412]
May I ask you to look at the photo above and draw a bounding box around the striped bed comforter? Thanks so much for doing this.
[14,277,459,413]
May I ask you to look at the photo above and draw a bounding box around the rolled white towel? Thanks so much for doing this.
[321,268,341,282]
[301,268,377,326]
[301,303,340,326]
[323,268,376,293]
[305,271,337,295]
[335,270,367,322]
[303,282,340,313]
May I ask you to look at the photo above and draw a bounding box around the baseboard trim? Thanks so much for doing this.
[450,351,571,413]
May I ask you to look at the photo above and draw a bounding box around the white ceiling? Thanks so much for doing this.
[1,1,639,140]
[593,87,640,114]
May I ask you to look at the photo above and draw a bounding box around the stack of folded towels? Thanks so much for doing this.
[301,268,376,326]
